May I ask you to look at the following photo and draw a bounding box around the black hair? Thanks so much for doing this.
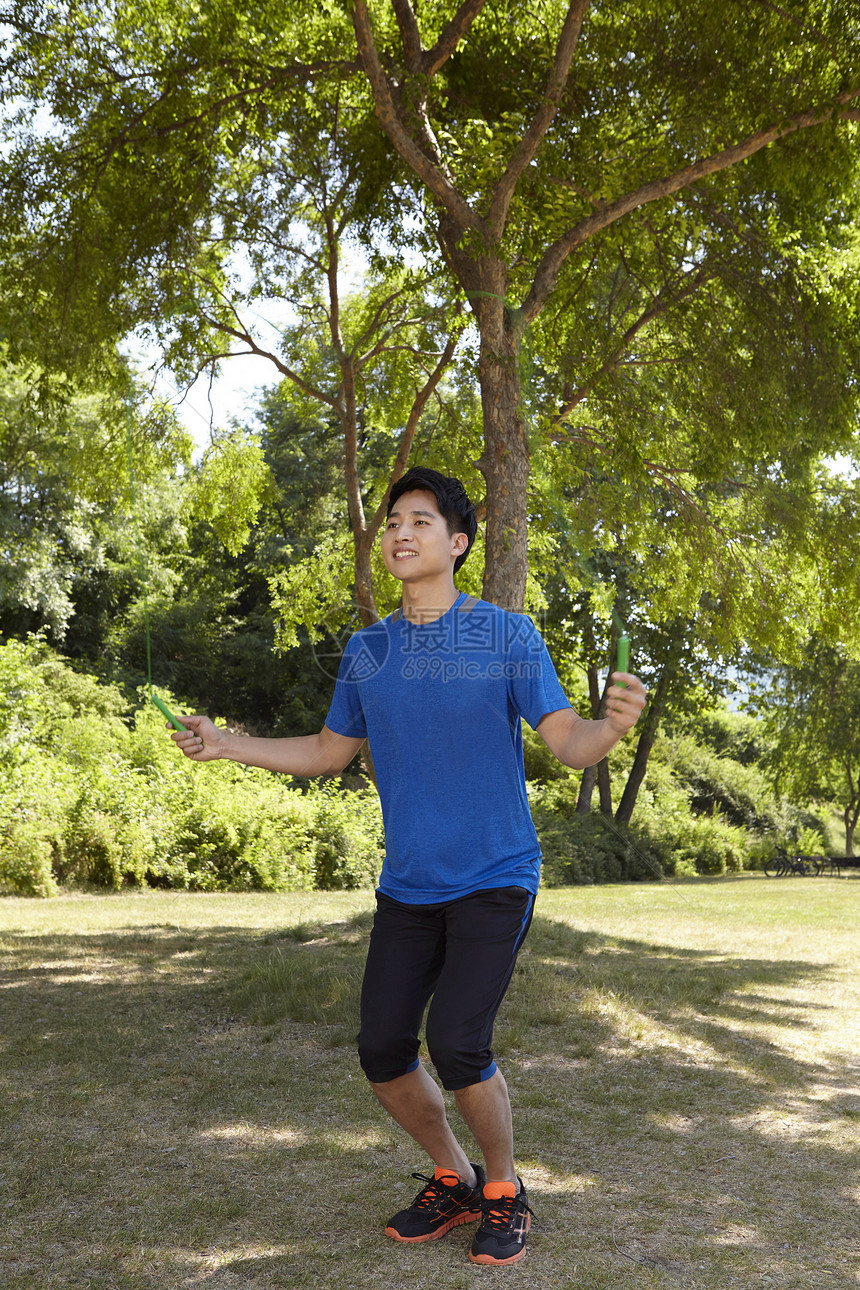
[387,467,478,573]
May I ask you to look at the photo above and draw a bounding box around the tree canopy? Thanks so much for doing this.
[2,0,859,623]
[761,638,860,855]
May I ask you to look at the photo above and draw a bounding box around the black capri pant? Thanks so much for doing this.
[358,885,535,1091]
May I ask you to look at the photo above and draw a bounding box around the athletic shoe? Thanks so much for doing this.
[385,1164,486,1242]
[469,1177,533,1265]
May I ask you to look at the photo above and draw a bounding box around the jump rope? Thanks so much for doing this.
[464,290,631,681]
[124,401,186,732]
[129,293,641,861]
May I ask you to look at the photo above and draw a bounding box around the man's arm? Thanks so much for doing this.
[170,716,366,777]
[536,671,647,769]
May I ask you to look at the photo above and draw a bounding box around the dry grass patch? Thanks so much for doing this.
[0,878,857,1289]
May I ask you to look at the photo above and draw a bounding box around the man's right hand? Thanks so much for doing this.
[170,715,226,762]
[167,718,364,776]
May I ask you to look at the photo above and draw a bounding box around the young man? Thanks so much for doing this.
[172,466,647,1265]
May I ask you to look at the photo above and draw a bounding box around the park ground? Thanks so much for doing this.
[0,875,857,1290]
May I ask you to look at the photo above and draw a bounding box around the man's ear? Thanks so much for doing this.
[452,532,468,557]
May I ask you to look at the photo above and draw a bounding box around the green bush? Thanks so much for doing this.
[532,765,754,884]
[521,723,571,785]
[681,707,769,766]
[0,638,384,897]
[310,784,384,890]
[532,781,666,885]
[657,733,783,831]
[744,833,778,872]
[795,825,826,854]
[0,637,840,897]
[629,779,748,876]
[242,807,318,891]
[0,821,60,898]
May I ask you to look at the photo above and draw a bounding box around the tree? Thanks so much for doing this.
[0,349,190,644]
[103,399,355,733]
[0,14,461,625]
[527,447,860,823]
[762,639,860,856]
[3,0,859,621]
[351,0,860,608]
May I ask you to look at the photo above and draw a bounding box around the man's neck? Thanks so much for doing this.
[400,577,459,624]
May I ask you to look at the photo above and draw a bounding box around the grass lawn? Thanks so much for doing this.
[0,876,857,1289]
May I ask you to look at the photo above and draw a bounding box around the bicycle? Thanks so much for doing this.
[764,847,788,877]
[763,848,821,877]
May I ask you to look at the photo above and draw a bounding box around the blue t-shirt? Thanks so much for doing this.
[324,593,570,903]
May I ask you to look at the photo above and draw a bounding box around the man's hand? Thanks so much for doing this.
[605,672,648,735]
[537,673,649,769]
[170,715,226,762]
[166,719,365,776]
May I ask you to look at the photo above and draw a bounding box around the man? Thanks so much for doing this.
[172,466,647,1265]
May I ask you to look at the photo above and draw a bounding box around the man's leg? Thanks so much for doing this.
[423,887,534,1180]
[371,1063,515,1187]
[359,887,533,1255]
[424,888,535,1265]
[370,1064,478,1188]
[359,893,491,1244]
[453,1068,514,1185]
[359,893,477,1179]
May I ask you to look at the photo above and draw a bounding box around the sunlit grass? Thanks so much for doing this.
[0,877,857,1288]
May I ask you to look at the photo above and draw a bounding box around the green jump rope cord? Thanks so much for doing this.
[466,289,631,682]
[125,404,185,731]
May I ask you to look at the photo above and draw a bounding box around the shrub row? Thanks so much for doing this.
[0,638,383,897]
[530,746,830,884]
[0,637,832,897]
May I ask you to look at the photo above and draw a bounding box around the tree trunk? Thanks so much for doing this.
[844,794,860,857]
[615,667,671,824]
[575,663,612,814]
[448,252,530,614]
[478,322,530,612]
[576,763,598,813]
[353,531,380,628]
[576,665,599,813]
[592,667,613,817]
[597,755,613,817]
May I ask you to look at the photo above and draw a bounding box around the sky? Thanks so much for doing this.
[130,279,295,457]
[149,351,277,457]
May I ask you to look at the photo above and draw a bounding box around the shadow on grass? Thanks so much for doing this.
[0,908,857,1289]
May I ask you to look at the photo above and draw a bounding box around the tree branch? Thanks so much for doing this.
[79,58,359,171]
[487,0,590,238]
[351,0,486,238]
[197,314,336,409]
[554,259,713,416]
[347,277,435,360]
[390,0,424,72]
[367,333,458,541]
[422,0,489,77]
[523,87,860,321]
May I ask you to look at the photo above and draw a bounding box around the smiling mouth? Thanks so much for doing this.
[394,550,418,559]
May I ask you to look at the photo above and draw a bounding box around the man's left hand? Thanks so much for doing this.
[605,673,648,735]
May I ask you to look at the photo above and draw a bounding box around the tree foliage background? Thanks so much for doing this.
[0,0,859,890]
[2,0,859,614]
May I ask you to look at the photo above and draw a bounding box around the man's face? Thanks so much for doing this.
[381,489,467,584]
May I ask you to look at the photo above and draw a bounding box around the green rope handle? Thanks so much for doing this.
[616,634,630,686]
